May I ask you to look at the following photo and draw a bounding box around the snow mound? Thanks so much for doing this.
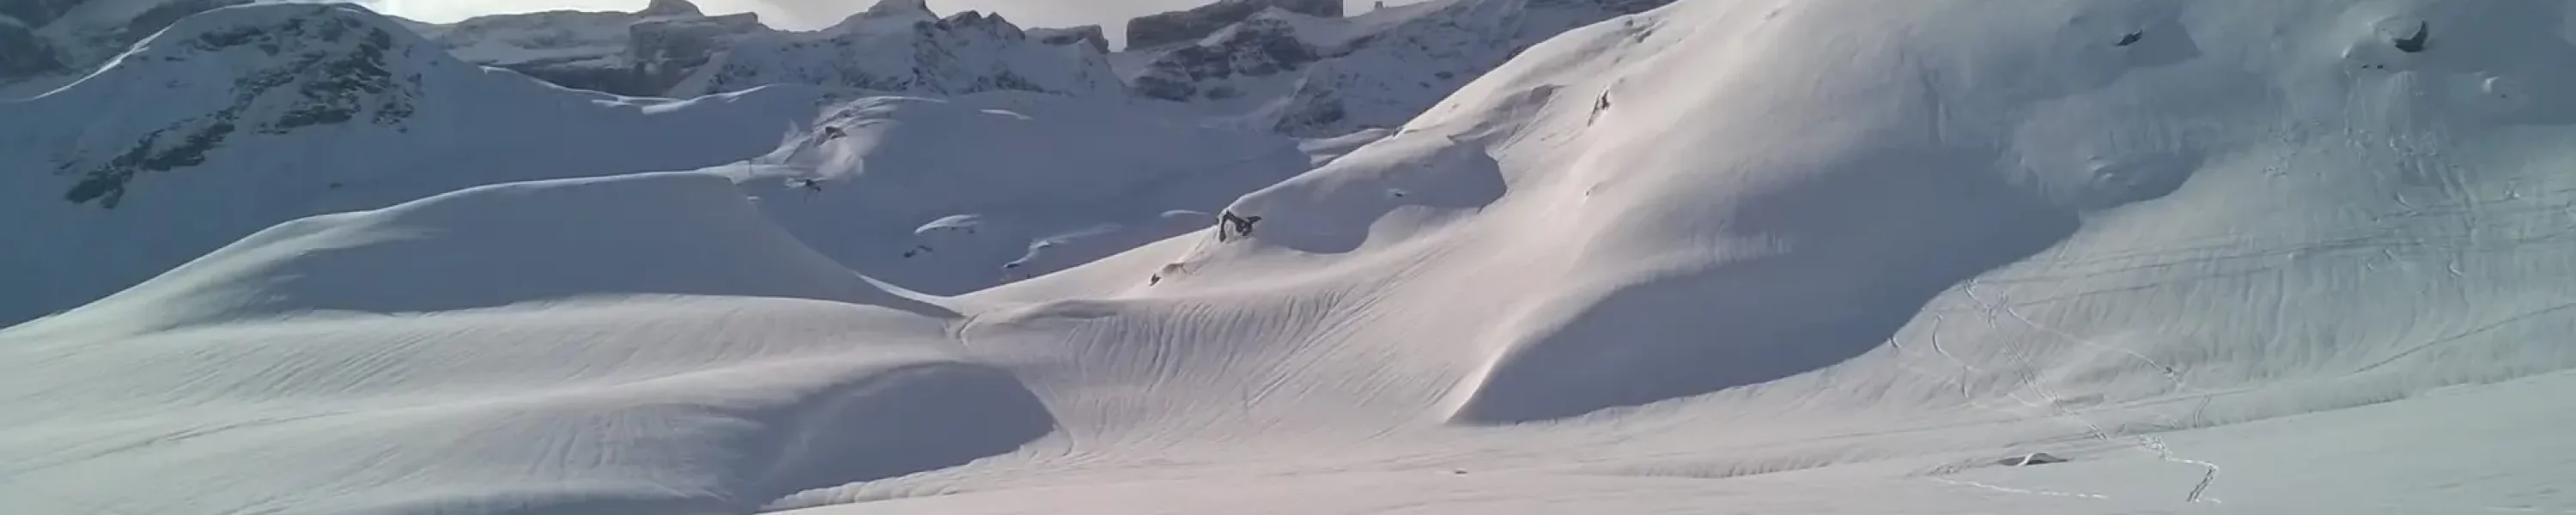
[0,172,1050,515]
[0,3,837,325]
[32,172,939,332]
[722,92,1309,294]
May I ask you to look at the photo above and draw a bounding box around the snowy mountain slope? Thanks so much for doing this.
[11,0,2576,514]
[710,90,1312,294]
[410,0,771,96]
[810,0,2576,506]
[665,1,1121,98]
[0,3,839,325]
[0,172,1051,515]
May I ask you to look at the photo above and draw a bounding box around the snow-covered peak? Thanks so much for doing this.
[836,0,937,33]
[24,3,447,209]
[638,0,704,17]
[670,6,1117,99]
[860,0,934,21]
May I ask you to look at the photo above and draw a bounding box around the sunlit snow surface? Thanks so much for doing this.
[9,0,2576,513]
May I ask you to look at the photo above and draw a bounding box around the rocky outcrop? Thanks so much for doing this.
[1030,25,1109,53]
[0,15,62,79]
[421,1,769,96]
[36,4,434,208]
[1126,0,1340,50]
[638,0,703,17]
[670,3,1116,98]
[1130,10,1320,101]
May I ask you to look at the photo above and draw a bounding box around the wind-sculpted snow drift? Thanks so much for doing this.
[9,0,2576,513]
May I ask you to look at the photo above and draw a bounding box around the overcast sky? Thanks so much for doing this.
[361,0,1406,49]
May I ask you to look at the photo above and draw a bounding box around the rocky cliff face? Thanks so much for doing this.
[1126,0,1342,50]
[0,15,61,78]
[1030,25,1109,53]
[667,1,1117,98]
[1128,9,1322,101]
[418,0,769,96]
[1126,0,1680,136]
[15,3,436,209]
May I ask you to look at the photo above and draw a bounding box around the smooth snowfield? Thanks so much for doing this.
[9,0,2576,513]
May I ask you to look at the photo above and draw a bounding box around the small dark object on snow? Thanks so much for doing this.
[1997,452,2068,467]
[2115,31,2142,46]
[2393,21,2429,53]
[902,245,930,258]
[1452,469,1467,475]
[820,125,847,139]
[1217,211,1263,241]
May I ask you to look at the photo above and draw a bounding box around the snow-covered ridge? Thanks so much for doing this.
[400,0,1119,99]
[0,3,841,326]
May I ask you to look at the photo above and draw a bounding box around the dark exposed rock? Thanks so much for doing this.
[1131,13,1319,100]
[0,0,84,30]
[674,5,1113,98]
[1030,25,1109,53]
[58,6,422,209]
[1127,0,1340,50]
[621,13,756,94]
[0,15,63,78]
[938,10,1024,39]
[2393,21,2428,53]
[428,8,767,96]
[638,0,703,16]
